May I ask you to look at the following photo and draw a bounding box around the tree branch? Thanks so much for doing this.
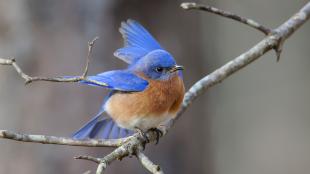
[181,2,272,35]
[75,155,101,163]
[0,37,107,86]
[0,130,126,147]
[75,144,163,174]
[172,1,310,124]
[136,151,164,174]
[0,2,309,173]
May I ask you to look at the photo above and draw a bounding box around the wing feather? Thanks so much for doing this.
[80,70,148,92]
[114,19,163,64]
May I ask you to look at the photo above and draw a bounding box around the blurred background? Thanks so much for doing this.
[0,0,309,173]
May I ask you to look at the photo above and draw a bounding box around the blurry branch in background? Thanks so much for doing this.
[0,2,310,174]
[172,1,310,124]
[180,2,285,61]
[181,2,272,35]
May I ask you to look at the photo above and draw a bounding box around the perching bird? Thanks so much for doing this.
[72,19,185,142]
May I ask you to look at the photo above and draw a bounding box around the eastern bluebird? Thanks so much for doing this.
[72,19,185,141]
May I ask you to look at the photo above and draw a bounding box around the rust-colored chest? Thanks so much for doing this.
[105,75,185,123]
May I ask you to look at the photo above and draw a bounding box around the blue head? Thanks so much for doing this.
[129,49,183,80]
[114,19,183,80]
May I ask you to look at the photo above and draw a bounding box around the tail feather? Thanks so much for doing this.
[72,114,102,139]
[88,119,108,138]
[109,123,120,139]
[119,129,128,138]
[72,114,133,140]
[99,120,114,139]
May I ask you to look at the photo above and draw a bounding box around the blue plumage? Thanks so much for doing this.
[81,70,148,92]
[72,114,133,139]
[114,19,163,64]
[72,93,134,139]
[72,91,133,140]
[72,19,184,140]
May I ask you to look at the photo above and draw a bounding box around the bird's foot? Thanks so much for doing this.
[135,127,149,150]
[147,128,163,145]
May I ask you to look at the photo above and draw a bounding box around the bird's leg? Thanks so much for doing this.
[134,127,149,150]
[147,128,163,145]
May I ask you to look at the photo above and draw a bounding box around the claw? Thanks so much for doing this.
[135,127,149,150]
[148,128,163,145]
[134,127,163,147]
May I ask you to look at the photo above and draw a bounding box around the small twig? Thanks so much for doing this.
[75,155,107,174]
[82,36,99,77]
[74,140,140,174]
[274,37,284,62]
[0,130,127,147]
[0,58,32,82]
[74,155,101,163]
[0,37,105,86]
[136,151,164,174]
[181,2,272,35]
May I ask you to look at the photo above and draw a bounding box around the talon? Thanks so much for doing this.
[140,141,147,150]
[117,156,125,160]
[135,127,149,146]
[148,128,163,145]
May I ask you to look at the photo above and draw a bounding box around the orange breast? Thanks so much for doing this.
[105,74,185,128]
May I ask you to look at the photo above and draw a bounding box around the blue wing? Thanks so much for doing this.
[80,70,148,92]
[72,93,134,140]
[114,19,163,64]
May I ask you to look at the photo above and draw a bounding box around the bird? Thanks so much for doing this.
[72,19,185,143]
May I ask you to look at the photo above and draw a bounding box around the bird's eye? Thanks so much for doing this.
[155,67,164,73]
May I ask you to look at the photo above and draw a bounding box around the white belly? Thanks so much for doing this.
[116,113,174,131]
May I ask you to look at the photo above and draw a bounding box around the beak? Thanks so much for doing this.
[169,65,184,73]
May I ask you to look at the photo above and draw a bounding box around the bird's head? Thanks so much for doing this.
[130,49,184,80]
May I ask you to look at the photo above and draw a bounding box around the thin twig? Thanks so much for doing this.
[75,135,145,174]
[82,36,99,77]
[0,37,107,87]
[74,155,101,163]
[181,2,272,35]
[75,155,107,174]
[136,151,164,174]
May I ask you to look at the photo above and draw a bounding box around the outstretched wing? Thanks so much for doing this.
[114,19,163,64]
[80,70,148,92]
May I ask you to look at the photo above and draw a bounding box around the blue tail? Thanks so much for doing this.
[72,113,134,140]
[73,92,134,140]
